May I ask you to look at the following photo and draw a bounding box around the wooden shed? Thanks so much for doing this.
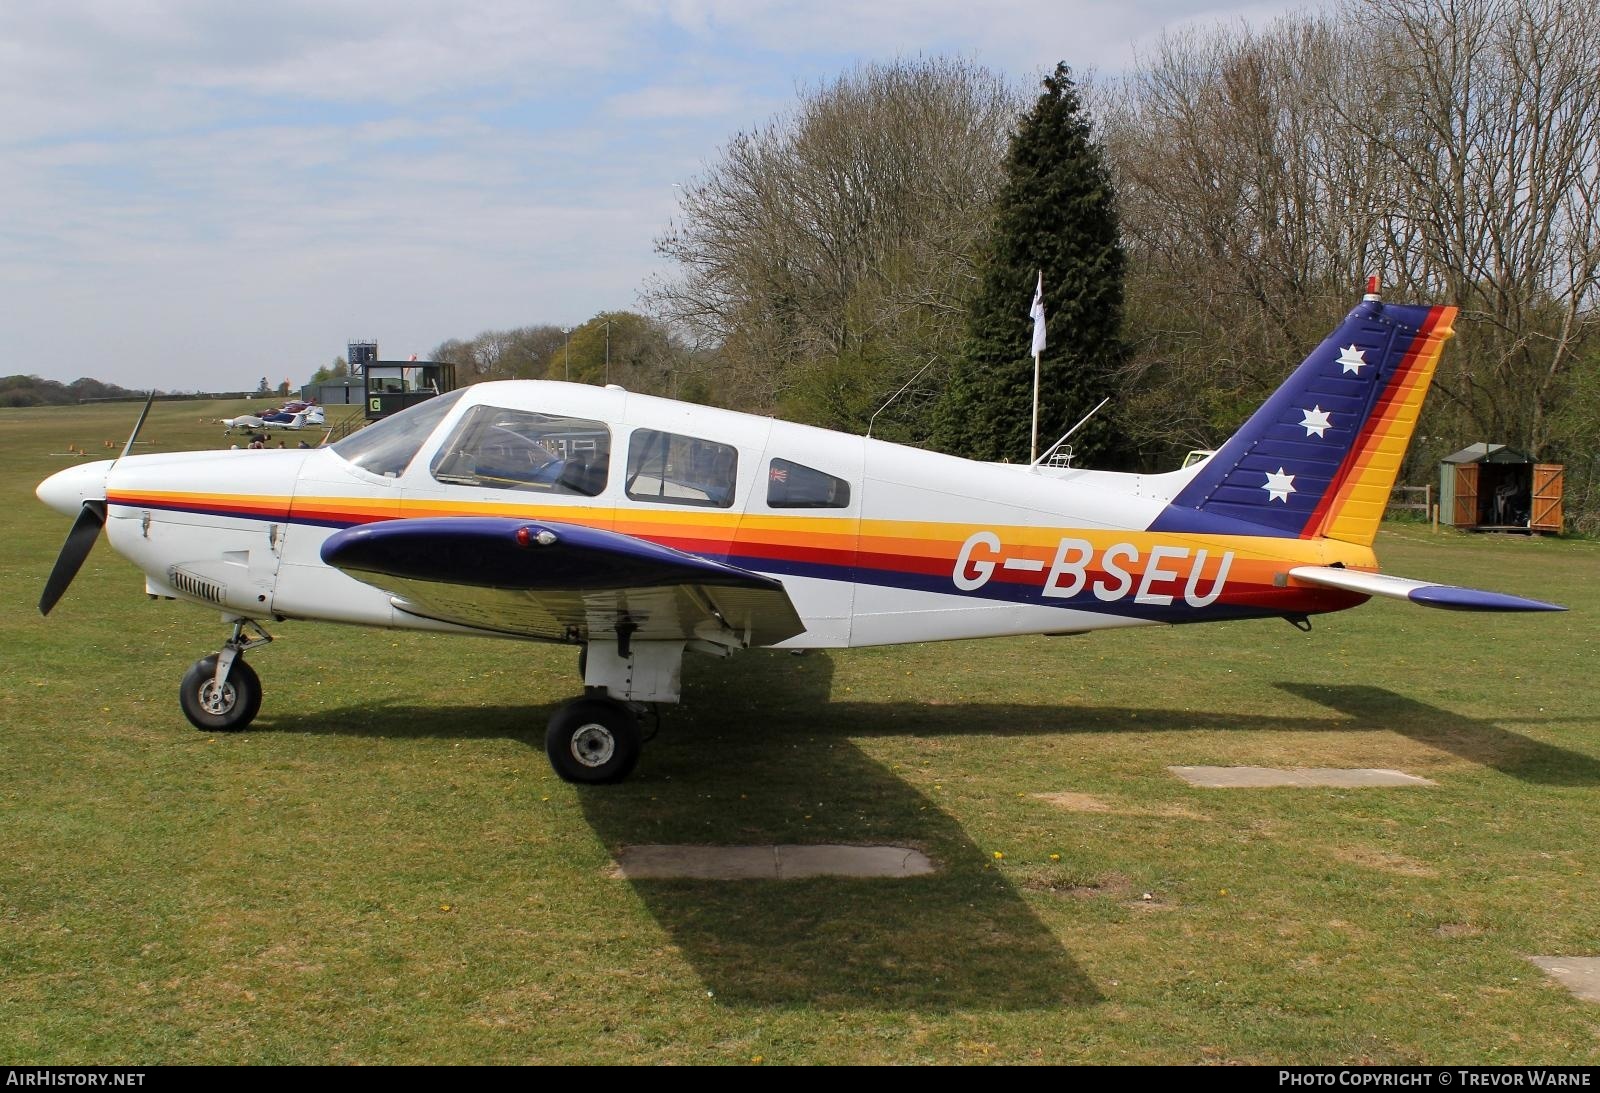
[1438,443,1563,533]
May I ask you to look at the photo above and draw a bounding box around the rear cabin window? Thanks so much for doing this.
[767,458,851,509]
[430,405,610,496]
[625,429,737,508]
[331,389,465,478]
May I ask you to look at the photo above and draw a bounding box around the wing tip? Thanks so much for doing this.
[1288,565,1566,612]
[1406,585,1567,613]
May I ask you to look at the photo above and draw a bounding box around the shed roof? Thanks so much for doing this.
[1441,443,1534,465]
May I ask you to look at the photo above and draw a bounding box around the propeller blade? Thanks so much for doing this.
[119,390,156,461]
[39,500,107,616]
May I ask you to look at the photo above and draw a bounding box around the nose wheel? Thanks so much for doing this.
[179,654,262,731]
[179,619,272,733]
[545,697,642,784]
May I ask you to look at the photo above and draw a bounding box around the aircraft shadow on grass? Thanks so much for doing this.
[581,742,1102,1012]
[682,651,1600,788]
[253,652,1598,1010]
[260,660,1102,1011]
[1270,682,1600,787]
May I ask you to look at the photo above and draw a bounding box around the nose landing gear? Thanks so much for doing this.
[179,619,273,732]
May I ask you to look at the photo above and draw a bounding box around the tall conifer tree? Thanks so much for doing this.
[935,63,1125,464]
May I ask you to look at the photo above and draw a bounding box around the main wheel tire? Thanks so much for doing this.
[179,655,262,732]
[545,698,641,784]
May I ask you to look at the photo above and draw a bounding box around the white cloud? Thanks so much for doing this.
[0,0,1323,390]
[645,0,1310,75]
[605,84,748,121]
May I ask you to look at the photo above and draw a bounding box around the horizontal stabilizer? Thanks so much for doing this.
[1288,566,1565,612]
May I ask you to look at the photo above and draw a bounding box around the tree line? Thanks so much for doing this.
[0,375,146,408]
[416,0,1599,529]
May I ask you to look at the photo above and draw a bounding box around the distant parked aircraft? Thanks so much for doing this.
[223,404,325,434]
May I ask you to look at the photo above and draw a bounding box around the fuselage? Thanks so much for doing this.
[41,380,1372,649]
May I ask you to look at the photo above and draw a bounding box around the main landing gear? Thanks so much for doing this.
[545,635,685,785]
[179,619,273,733]
[545,696,644,784]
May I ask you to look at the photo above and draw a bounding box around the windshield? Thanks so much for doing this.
[330,389,465,477]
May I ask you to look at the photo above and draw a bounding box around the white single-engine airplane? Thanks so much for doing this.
[37,291,1563,783]
[222,404,326,434]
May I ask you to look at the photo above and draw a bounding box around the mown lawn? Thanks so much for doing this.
[1,398,1595,1063]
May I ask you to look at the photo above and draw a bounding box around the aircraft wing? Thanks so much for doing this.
[320,517,807,646]
[1288,566,1565,612]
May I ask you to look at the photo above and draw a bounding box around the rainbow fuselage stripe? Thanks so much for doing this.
[106,483,1371,637]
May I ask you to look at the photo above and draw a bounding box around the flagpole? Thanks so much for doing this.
[1030,351,1040,463]
[1028,270,1046,464]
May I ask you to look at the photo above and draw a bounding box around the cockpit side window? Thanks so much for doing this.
[766,458,851,508]
[430,405,611,496]
[330,389,465,478]
[625,428,737,508]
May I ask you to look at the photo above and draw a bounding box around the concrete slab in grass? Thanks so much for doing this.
[1530,957,1600,1003]
[614,844,936,880]
[1169,766,1436,788]
[779,845,935,878]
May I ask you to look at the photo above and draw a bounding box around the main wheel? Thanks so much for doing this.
[545,698,641,784]
[179,654,262,732]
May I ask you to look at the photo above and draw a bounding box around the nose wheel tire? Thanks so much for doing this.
[179,654,262,732]
[546,698,641,784]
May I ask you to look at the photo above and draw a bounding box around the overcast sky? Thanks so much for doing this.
[1,1,1312,392]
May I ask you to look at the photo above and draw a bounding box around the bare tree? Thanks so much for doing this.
[431,325,567,384]
[1101,0,1600,494]
[1099,16,1400,455]
[646,57,1021,434]
[1343,0,1600,458]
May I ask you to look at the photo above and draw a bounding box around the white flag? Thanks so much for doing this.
[1029,271,1046,356]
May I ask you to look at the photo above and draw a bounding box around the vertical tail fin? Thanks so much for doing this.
[1152,296,1456,547]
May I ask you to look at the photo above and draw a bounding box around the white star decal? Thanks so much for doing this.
[1299,405,1333,438]
[1337,345,1368,374]
[1263,467,1297,503]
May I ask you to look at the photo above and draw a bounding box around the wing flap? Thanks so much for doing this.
[322,517,807,645]
[1288,565,1565,612]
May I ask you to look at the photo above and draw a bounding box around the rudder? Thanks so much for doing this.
[1152,295,1455,547]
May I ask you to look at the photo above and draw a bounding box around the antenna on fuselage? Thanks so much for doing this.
[866,358,936,439]
[1031,396,1110,468]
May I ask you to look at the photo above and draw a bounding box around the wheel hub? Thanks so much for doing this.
[198,679,236,716]
[570,723,616,767]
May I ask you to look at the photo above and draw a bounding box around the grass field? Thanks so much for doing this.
[2,398,1597,1064]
